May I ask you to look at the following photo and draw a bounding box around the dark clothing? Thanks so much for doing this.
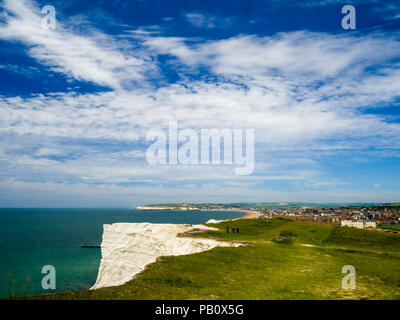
[237,228,239,234]
[232,228,235,233]
[226,226,229,234]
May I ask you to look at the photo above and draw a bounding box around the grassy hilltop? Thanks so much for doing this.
[27,218,400,300]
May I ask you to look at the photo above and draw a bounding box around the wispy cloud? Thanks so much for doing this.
[0,0,400,205]
[184,12,232,29]
[0,0,156,89]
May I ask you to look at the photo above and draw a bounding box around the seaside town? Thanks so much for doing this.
[138,203,400,233]
[260,206,400,231]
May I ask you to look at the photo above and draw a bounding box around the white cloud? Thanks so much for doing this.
[146,31,400,78]
[1,1,400,204]
[1,178,399,207]
[35,147,64,156]
[0,0,156,89]
[184,12,232,29]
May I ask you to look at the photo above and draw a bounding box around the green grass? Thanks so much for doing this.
[379,225,400,231]
[23,218,400,300]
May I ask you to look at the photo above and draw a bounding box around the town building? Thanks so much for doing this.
[340,220,376,229]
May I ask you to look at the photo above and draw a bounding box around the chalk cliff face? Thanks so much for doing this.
[91,222,240,289]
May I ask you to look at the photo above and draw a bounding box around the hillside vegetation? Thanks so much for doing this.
[25,218,400,300]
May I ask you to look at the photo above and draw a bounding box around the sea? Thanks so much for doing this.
[0,208,244,298]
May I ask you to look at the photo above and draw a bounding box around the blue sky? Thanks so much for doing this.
[0,0,400,207]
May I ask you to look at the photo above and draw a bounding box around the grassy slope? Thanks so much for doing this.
[379,225,400,231]
[27,218,400,300]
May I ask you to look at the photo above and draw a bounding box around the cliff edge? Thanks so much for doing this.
[91,222,240,289]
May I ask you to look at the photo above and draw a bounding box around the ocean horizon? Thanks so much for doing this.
[0,208,244,298]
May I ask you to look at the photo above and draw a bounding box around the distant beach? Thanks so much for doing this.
[137,205,262,219]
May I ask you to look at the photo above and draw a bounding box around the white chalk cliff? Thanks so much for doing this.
[91,222,240,289]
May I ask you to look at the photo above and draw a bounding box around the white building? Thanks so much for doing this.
[321,213,334,216]
[340,220,376,229]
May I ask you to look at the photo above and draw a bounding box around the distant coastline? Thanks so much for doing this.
[136,205,262,219]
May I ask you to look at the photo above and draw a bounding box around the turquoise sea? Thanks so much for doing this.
[0,208,243,298]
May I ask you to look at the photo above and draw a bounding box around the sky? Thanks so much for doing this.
[0,0,400,207]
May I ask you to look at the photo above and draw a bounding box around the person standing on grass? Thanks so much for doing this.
[226,226,229,234]
[237,227,239,234]
[232,227,235,233]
